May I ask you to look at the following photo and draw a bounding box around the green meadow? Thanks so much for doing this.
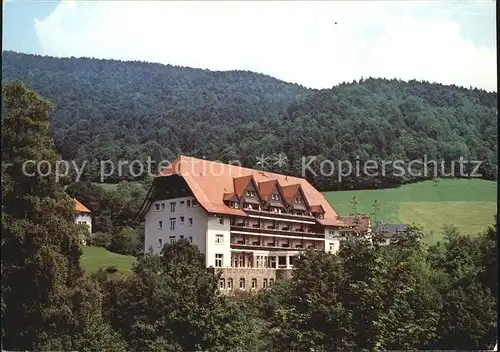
[324,179,497,244]
[81,246,136,273]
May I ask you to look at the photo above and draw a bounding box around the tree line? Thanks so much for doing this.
[3,51,497,191]
[2,81,497,351]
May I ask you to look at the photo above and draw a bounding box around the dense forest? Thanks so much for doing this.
[2,51,497,189]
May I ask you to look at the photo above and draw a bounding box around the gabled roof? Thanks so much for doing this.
[142,156,345,226]
[74,199,91,213]
[281,184,300,203]
[233,175,254,198]
[281,183,310,208]
[258,179,278,202]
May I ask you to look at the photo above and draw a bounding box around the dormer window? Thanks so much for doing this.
[246,190,251,197]
[295,197,302,203]
[233,201,239,209]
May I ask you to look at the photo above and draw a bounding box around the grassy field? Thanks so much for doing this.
[81,246,136,273]
[324,179,497,244]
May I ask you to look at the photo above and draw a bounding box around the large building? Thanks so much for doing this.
[138,156,349,291]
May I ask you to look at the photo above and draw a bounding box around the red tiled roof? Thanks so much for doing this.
[310,205,325,214]
[74,199,91,213]
[258,179,278,202]
[223,192,238,201]
[340,215,371,233]
[233,175,254,198]
[153,156,345,227]
[281,184,300,202]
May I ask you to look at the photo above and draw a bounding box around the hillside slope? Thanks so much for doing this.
[3,51,497,189]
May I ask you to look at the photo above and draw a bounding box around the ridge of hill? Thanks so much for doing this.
[2,51,497,189]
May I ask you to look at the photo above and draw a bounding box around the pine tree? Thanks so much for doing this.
[1,82,125,350]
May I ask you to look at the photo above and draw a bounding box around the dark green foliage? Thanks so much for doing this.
[90,231,113,247]
[427,224,498,350]
[100,239,256,351]
[3,52,497,190]
[1,82,126,351]
[109,226,140,255]
[264,223,497,351]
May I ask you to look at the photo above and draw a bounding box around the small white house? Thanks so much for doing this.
[74,199,92,243]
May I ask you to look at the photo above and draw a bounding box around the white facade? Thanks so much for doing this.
[143,197,323,269]
[144,196,212,261]
[324,227,341,254]
[75,212,92,233]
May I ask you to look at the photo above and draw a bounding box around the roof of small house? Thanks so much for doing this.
[138,155,346,227]
[375,223,407,237]
[74,199,91,213]
[340,215,371,233]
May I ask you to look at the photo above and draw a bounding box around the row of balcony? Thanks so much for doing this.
[230,222,325,238]
[230,234,322,251]
[243,208,317,221]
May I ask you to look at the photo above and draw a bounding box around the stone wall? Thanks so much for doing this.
[208,267,294,293]
[215,268,277,292]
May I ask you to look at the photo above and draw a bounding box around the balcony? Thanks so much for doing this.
[230,223,325,239]
[230,239,321,252]
[243,208,316,221]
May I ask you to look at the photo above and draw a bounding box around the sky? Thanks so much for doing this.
[2,0,497,92]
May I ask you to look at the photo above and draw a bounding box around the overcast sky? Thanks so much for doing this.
[3,0,497,91]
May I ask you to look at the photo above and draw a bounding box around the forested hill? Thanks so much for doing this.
[2,51,497,189]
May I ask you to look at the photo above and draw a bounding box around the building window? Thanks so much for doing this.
[239,278,245,290]
[155,204,160,211]
[227,278,233,290]
[158,221,163,229]
[215,234,224,244]
[251,278,257,289]
[187,200,191,207]
[263,278,268,289]
[219,278,225,290]
[329,242,335,252]
[192,199,198,206]
[232,201,239,209]
[169,218,176,231]
[188,218,193,227]
[180,235,184,240]
[158,238,163,247]
[180,216,185,224]
[180,200,185,206]
[246,190,250,197]
[215,254,223,267]
[169,236,175,244]
[218,216,224,225]
[170,202,176,213]
[161,203,165,210]
[328,229,335,235]
[189,236,193,243]
[272,193,280,200]
[269,278,274,287]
